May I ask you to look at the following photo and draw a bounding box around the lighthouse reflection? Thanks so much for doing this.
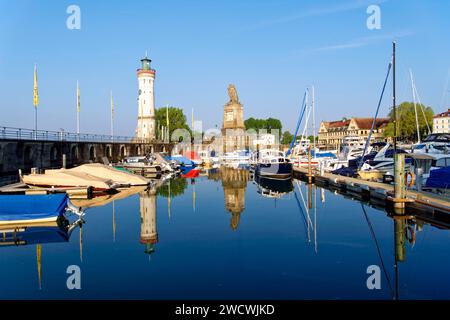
[139,186,158,257]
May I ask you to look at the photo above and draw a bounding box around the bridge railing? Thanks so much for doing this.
[0,126,149,143]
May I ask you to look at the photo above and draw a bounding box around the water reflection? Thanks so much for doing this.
[139,187,158,256]
[218,167,250,231]
[254,175,294,199]
[0,216,83,289]
[2,169,450,299]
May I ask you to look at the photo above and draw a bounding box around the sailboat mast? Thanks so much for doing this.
[393,42,397,153]
[312,86,316,152]
[409,69,421,143]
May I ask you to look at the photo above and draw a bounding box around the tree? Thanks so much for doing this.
[383,102,433,142]
[244,117,282,133]
[156,178,188,198]
[155,107,191,141]
[281,131,294,145]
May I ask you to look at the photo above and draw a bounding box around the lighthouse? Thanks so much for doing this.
[135,55,156,141]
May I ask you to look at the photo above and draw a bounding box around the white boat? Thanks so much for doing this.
[198,150,219,167]
[22,170,120,191]
[220,150,252,168]
[358,144,411,181]
[47,163,149,186]
[412,133,450,154]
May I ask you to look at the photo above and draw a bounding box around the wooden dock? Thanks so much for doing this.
[293,167,450,213]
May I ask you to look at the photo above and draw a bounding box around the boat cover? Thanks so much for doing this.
[0,194,68,221]
[311,151,337,159]
[168,156,195,166]
[425,167,450,189]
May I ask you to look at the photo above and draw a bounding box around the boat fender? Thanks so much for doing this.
[405,171,415,188]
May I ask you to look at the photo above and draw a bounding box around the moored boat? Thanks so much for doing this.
[47,163,149,186]
[22,170,119,191]
[0,194,82,227]
[254,149,292,180]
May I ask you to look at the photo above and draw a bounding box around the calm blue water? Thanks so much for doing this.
[1,167,450,300]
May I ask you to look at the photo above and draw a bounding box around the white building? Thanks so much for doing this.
[433,109,450,133]
[135,56,156,141]
[252,133,276,148]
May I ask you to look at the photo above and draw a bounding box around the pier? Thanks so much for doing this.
[293,166,450,214]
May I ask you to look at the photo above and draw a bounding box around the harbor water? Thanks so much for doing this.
[1,167,450,300]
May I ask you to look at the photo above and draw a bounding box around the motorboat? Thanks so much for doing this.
[412,133,450,154]
[118,155,162,174]
[358,144,411,181]
[406,152,450,189]
[47,163,149,186]
[154,153,180,173]
[220,150,252,168]
[198,150,219,167]
[169,154,196,167]
[22,169,120,191]
[254,149,292,179]
[0,194,83,227]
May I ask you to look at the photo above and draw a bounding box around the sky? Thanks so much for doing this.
[0,0,449,136]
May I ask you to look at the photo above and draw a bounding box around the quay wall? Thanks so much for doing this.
[0,139,173,185]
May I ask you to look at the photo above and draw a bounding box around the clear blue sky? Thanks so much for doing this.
[0,0,449,136]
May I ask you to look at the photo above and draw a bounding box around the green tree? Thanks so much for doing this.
[155,107,191,141]
[307,135,318,143]
[281,131,294,145]
[244,117,282,133]
[156,178,188,198]
[383,102,433,142]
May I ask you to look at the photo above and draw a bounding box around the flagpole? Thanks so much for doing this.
[110,91,114,143]
[35,105,38,141]
[33,64,38,140]
[76,81,80,140]
[166,104,170,143]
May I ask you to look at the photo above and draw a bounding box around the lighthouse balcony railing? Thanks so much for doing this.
[0,126,149,143]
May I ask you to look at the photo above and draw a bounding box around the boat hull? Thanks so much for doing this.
[255,162,292,179]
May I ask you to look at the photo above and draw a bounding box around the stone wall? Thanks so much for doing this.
[0,139,173,185]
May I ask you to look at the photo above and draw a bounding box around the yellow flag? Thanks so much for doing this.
[76,81,80,113]
[33,65,39,107]
[166,105,169,126]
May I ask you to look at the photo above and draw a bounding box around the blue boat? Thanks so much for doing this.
[425,166,450,190]
[0,194,73,224]
[166,155,196,167]
[254,149,293,180]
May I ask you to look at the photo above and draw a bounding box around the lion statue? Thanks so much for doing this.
[227,84,239,104]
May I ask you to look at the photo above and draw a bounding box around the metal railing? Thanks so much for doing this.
[0,126,150,143]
